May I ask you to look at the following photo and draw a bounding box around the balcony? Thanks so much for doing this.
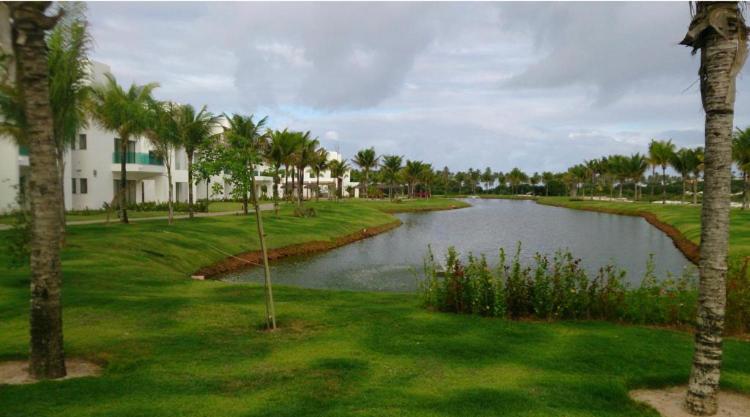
[112,152,163,166]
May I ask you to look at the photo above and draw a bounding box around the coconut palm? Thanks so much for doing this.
[47,6,90,228]
[690,147,705,205]
[89,73,158,223]
[293,131,319,205]
[481,167,494,193]
[352,147,378,198]
[176,104,218,218]
[507,167,527,195]
[419,163,435,197]
[671,148,696,203]
[541,171,555,196]
[649,139,676,203]
[681,3,747,413]
[145,101,180,224]
[222,113,276,330]
[605,155,629,198]
[403,160,425,198]
[311,147,328,201]
[8,1,66,380]
[265,129,294,212]
[328,159,349,199]
[381,155,403,200]
[733,127,750,210]
[625,153,649,201]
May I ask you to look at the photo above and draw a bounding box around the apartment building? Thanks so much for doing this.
[0,62,358,214]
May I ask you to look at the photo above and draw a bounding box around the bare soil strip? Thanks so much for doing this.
[630,386,750,417]
[0,359,102,385]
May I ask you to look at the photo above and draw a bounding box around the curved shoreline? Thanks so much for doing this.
[536,199,700,265]
[195,220,403,279]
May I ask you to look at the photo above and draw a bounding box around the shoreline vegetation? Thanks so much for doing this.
[2,197,750,416]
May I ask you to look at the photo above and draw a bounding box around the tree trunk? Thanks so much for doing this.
[119,134,129,223]
[297,165,304,206]
[682,176,687,204]
[57,148,66,243]
[273,166,280,215]
[187,150,194,219]
[743,172,748,210]
[316,176,320,201]
[249,171,276,330]
[167,165,173,225]
[363,171,369,199]
[12,1,66,379]
[619,182,623,198]
[693,176,699,205]
[651,166,656,197]
[662,165,667,204]
[683,3,746,414]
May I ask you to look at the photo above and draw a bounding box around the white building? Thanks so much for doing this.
[0,62,358,214]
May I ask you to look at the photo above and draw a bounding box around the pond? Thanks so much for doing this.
[222,198,693,292]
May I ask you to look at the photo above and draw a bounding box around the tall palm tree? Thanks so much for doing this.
[507,167,527,195]
[419,163,435,197]
[380,155,403,200]
[8,1,66,380]
[649,139,676,204]
[328,159,348,199]
[222,113,276,330]
[681,3,747,414]
[47,7,90,230]
[176,104,218,218]
[439,166,451,195]
[481,167,494,193]
[293,131,318,205]
[265,129,291,212]
[626,153,649,201]
[352,147,378,198]
[648,139,659,198]
[542,171,555,196]
[691,147,705,205]
[606,155,628,198]
[454,171,466,195]
[671,148,696,203]
[311,147,329,201]
[145,101,180,224]
[403,160,424,198]
[733,127,750,210]
[89,73,158,223]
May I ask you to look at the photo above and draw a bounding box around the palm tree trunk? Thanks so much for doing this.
[13,1,67,379]
[167,164,174,225]
[187,150,194,219]
[683,3,745,414]
[249,170,276,330]
[743,171,748,210]
[651,166,656,197]
[662,166,667,204]
[364,171,369,198]
[693,176,699,205]
[316,176,320,201]
[119,134,129,223]
[273,167,280,215]
[682,176,687,204]
[57,148,66,242]
[618,182,623,198]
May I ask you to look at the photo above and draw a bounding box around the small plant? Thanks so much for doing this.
[293,206,317,218]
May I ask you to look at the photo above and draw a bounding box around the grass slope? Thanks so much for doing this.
[0,198,749,416]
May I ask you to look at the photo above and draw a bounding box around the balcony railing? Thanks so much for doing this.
[112,152,163,166]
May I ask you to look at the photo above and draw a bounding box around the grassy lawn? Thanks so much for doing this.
[1,198,749,416]
[535,196,750,263]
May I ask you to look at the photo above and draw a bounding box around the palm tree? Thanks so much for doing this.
[625,153,649,201]
[145,101,180,224]
[481,167,494,193]
[176,104,218,218]
[507,167,527,195]
[89,73,158,223]
[8,1,66,380]
[352,147,378,198]
[293,131,318,205]
[419,163,435,197]
[311,147,328,201]
[540,171,554,196]
[605,155,628,198]
[403,160,424,198]
[381,155,403,200]
[328,159,348,199]
[681,3,747,414]
[47,7,90,229]
[671,148,696,203]
[733,127,750,210]
[649,139,676,203]
[439,166,451,195]
[454,171,466,195]
[530,172,541,196]
[265,129,293,212]
[648,139,659,198]
[222,113,276,330]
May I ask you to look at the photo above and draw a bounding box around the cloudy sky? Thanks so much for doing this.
[86,2,750,173]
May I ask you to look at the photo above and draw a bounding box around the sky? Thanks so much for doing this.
[86,1,750,173]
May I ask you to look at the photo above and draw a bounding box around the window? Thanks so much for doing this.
[79,178,88,194]
[71,178,77,194]
[78,134,87,150]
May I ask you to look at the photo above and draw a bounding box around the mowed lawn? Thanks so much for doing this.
[1,199,749,417]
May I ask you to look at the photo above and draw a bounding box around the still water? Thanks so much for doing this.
[223,198,693,292]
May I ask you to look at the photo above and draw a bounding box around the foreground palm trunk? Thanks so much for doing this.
[187,152,194,219]
[250,174,276,330]
[10,1,66,379]
[681,2,747,414]
[119,136,129,223]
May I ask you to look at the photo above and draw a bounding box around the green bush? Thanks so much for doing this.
[125,200,209,213]
[419,244,698,327]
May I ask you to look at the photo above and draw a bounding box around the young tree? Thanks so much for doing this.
[681,3,747,414]
[327,159,348,200]
[221,113,276,329]
[145,101,179,224]
[8,1,66,379]
[89,74,158,223]
[352,147,378,198]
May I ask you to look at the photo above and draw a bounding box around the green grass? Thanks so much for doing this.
[1,198,749,416]
[535,196,750,263]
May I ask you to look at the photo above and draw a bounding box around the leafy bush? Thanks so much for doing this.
[125,200,208,213]
[419,244,699,327]
[293,206,317,218]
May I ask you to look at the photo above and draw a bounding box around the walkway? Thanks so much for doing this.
[0,203,275,231]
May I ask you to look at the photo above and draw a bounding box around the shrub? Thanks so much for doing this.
[419,243,700,328]
[293,206,317,218]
